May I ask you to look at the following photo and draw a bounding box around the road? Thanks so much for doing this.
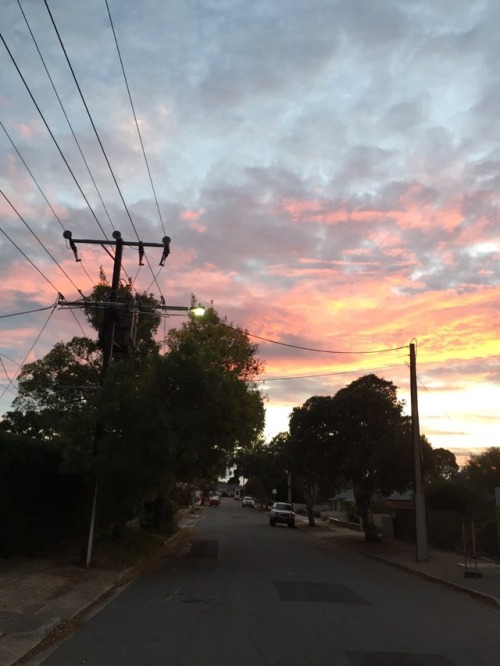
[36,500,500,665]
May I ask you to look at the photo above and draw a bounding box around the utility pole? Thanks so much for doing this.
[410,341,428,562]
[63,230,170,567]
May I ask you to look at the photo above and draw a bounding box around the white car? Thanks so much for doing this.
[242,496,255,508]
[269,502,295,527]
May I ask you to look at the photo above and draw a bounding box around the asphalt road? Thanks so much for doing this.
[36,500,500,665]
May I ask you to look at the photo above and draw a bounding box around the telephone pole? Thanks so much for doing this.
[410,341,428,562]
[63,230,170,567]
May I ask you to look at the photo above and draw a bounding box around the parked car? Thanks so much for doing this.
[242,496,255,508]
[209,496,220,506]
[270,502,295,528]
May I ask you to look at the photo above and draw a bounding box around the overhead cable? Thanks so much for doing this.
[222,322,408,355]
[43,0,165,299]
[16,0,115,238]
[0,121,96,287]
[0,305,56,319]
[0,300,57,401]
[0,33,109,239]
[261,363,407,382]
[1,190,85,296]
[0,222,63,295]
[105,0,166,235]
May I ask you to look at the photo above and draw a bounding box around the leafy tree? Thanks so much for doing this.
[95,356,176,531]
[84,268,162,359]
[0,409,57,440]
[7,337,101,447]
[0,431,86,555]
[428,448,459,482]
[13,337,101,414]
[462,447,500,501]
[233,435,290,506]
[330,374,416,542]
[159,304,265,486]
[166,300,264,381]
[288,396,340,526]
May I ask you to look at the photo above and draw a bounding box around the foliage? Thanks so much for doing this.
[462,447,500,501]
[288,396,340,526]
[233,434,291,505]
[244,475,267,504]
[12,336,101,418]
[95,356,177,528]
[3,337,102,465]
[166,300,264,382]
[428,448,459,481]
[83,268,162,358]
[426,478,472,512]
[1,297,265,552]
[161,303,266,483]
[0,432,86,556]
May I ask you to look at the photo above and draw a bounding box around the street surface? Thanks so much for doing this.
[35,500,500,665]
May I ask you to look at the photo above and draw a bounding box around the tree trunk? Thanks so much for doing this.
[354,487,380,543]
[306,484,317,527]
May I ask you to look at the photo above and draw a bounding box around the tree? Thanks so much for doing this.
[84,268,162,359]
[462,447,500,501]
[95,356,176,531]
[428,448,459,482]
[160,304,266,486]
[233,435,290,506]
[288,396,340,526]
[330,374,416,542]
[7,337,101,448]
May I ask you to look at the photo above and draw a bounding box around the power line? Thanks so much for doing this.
[43,0,166,300]
[261,363,406,382]
[16,0,115,239]
[0,33,110,240]
[222,322,408,355]
[0,382,17,397]
[0,351,21,366]
[1,190,85,296]
[0,357,14,388]
[105,0,166,236]
[1,121,66,232]
[0,222,63,295]
[0,305,56,319]
[0,301,57,401]
[0,121,96,287]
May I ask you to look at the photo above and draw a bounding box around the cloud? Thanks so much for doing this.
[0,0,499,455]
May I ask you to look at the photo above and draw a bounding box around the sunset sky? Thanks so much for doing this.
[1,0,499,465]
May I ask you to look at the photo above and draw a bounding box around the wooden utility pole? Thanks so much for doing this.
[410,341,428,562]
[63,230,170,567]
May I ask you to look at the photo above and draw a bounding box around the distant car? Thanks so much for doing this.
[270,502,295,528]
[242,496,255,508]
[209,496,220,506]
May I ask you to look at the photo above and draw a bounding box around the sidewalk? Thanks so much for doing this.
[295,516,500,608]
[0,510,201,666]
[1,514,499,666]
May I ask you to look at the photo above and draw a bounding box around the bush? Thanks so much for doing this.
[0,433,87,556]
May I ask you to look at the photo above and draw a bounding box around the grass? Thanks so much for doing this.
[92,526,171,570]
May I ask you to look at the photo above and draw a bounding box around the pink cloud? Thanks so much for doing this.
[181,209,207,232]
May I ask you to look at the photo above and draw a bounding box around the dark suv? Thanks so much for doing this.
[269,502,295,528]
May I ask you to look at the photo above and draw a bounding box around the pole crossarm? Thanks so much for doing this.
[58,299,190,313]
[63,230,170,265]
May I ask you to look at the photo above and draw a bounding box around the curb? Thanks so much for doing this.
[296,520,500,611]
[5,509,202,666]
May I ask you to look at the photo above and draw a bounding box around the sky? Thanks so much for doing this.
[1,0,499,466]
